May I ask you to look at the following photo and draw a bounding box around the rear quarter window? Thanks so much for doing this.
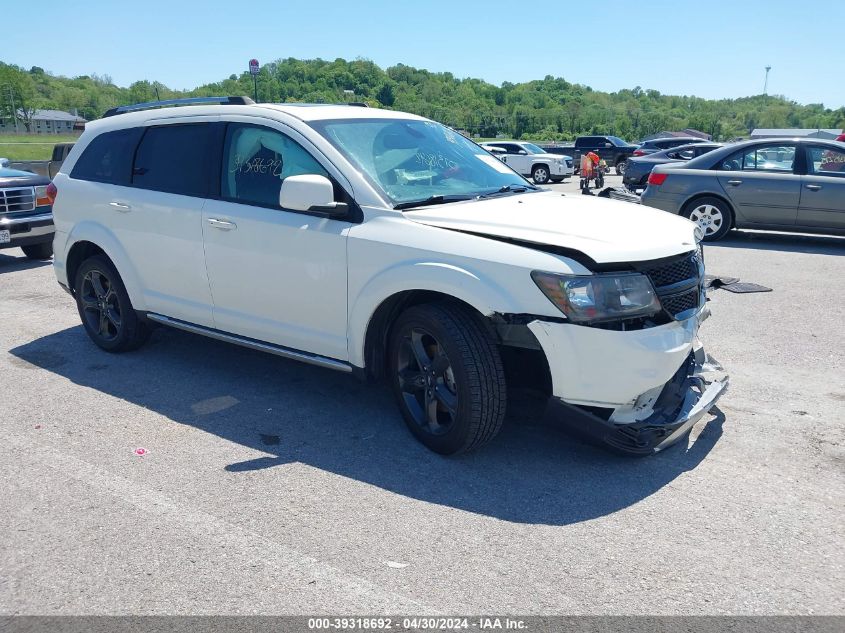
[70,128,143,185]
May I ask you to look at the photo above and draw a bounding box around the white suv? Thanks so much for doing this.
[52,96,727,455]
[479,141,574,184]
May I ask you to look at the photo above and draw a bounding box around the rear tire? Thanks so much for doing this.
[388,302,507,455]
[74,255,151,353]
[21,242,53,260]
[681,196,733,241]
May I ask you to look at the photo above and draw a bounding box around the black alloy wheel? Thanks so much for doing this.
[74,255,150,352]
[397,327,459,437]
[388,302,507,455]
[80,269,121,342]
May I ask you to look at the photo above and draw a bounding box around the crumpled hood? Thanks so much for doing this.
[403,191,697,264]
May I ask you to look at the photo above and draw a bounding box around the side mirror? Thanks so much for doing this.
[279,174,348,216]
[517,149,528,155]
[604,142,612,148]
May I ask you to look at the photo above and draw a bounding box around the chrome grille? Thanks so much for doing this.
[0,187,36,214]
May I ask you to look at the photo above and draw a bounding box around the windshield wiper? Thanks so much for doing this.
[393,194,475,210]
[479,184,539,197]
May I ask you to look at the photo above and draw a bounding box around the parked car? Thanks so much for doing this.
[0,165,56,259]
[8,142,75,179]
[52,96,727,456]
[623,143,723,191]
[632,137,711,157]
[542,136,638,175]
[641,138,845,241]
[478,141,573,184]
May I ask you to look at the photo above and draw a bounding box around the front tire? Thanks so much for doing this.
[74,255,151,352]
[21,242,53,260]
[615,161,626,175]
[388,302,507,455]
[531,165,550,185]
[681,196,733,241]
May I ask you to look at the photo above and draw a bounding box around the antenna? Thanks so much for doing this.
[763,66,771,95]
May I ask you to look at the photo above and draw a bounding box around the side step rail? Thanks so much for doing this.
[145,313,352,373]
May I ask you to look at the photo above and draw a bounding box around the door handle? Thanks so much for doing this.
[109,202,132,212]
[206,218,237,230]
[805,184,822,191]
[727,179,743,186]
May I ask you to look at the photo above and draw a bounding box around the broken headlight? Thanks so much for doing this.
[531,271,661,323]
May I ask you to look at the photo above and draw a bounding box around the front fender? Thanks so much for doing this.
[63,221,147,311]
[348,260,515,368]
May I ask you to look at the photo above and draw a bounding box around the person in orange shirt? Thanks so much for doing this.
[580,150,602,191]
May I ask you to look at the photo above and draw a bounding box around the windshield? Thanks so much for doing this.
[309,118,533,206]
[521,143,547,155]
[606,136,628,146]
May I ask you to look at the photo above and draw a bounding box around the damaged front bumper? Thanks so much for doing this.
[552,349,729,455]
[527,307,729,455]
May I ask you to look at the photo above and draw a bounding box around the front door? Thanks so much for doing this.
[716,143,801,226]
[500,144,529,175]
[202,121,352,361]
[799,145,845,230]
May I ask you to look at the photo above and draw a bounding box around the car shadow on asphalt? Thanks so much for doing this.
[0,252,53,273]
[708,231,845,255]
[10,324,724,526]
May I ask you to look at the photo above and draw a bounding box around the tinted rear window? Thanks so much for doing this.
[132,124,214,197]
[70,128,143,185]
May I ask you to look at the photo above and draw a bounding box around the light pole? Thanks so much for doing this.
[763,66,771,95]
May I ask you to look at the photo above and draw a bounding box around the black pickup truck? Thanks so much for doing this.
[541,135,638,175]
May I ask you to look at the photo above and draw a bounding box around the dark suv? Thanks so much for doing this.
[632,137,710,157]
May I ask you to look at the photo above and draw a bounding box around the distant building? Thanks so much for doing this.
[641,129,712,142]
[0,109,86,134]
[750,128,842,140]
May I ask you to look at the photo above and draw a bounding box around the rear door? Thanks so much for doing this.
[123,119,220,326]
[716,143,800,225]
[798,145,845,230]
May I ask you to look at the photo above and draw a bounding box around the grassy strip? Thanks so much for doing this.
[0,134,80,161]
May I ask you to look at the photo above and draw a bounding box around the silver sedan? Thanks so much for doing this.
[640,138,845,241]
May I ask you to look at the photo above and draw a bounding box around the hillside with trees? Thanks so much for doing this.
[2,58,843,141]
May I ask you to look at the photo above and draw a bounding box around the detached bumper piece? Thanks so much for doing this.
[553,352,729,455]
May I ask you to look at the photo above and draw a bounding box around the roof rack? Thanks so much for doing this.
[103,96,255,118]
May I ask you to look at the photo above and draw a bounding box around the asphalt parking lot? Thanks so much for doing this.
[1,198,843,615]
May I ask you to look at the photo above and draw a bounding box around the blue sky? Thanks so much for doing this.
[3,0,844,108]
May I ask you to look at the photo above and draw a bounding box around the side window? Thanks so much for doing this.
[807,146,845,177]
[741,145,795,172]
[132,124,213,196]
[221,123,329,208]
[719,146,795,172]
[70,128,143,185]
[502,144,522,154]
